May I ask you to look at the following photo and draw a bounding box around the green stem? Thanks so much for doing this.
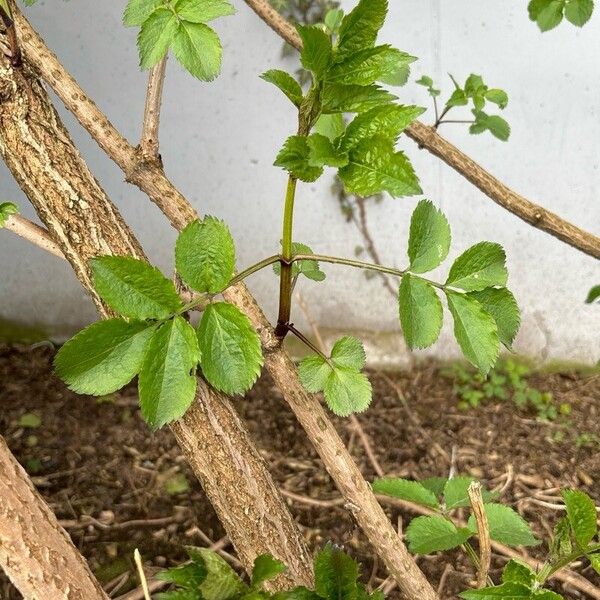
[286,323,331,364]
[275,176,298,337]
[537,542,600,584]
[227,254,280,288]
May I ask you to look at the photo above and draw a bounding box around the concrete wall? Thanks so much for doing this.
[1,0,599,363]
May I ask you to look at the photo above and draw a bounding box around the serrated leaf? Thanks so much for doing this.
[324,8,344,33]
[55,319,156,395]
[586,285,600,303]
[446,88,468,109]
[92,256,183,320]
[273,241,326,282]
[197,302,263,395]
[190,548,247,600]
[485,88,509,109]
[252,555,287,588]
[274,136,323,182]
[321,83,396,114]
[372,478,440,509]
[341,105,425,152]
[0,201,18,227]
[138,7,180,69]
[297,25,332,76]
[534,0,565,29]
[469,288,520,348]
[550,516,573,561]
[468,504,541,547]
[407,200,451,273]
[562,489,598,547]
[172,21,222,81]
[124,0,162,26]
[446,292,500,374]
[588,553,600,575]
[337,0,387,59]
[399,274,443,349]
[175,217,235,294]
[314,544,359,600]
[565,0,594,25]
[330,336,366,370]
[459,583,532,600]
[446,242,508,292]
[470,110,511,141]
[298,355,332,392]
[502,559,536,586]
[324,367,372,416]
[338,135,421,198]
[406,515,472,554]
[307,134,348,167]
[314,114,345,142]
[156,561,206,588]
[378,50,416,86]
[421,477,448,498]
[261,70,303,107]
[533,591,564,600]
[138,317,199,429]
[444,477,497,509]
[173,0,235,22]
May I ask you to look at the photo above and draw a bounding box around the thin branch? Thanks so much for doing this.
[141,56,167,159]
[3,214,65,259]
[240,0,600,261]
[468,482,492,588]
[0,1,21,67]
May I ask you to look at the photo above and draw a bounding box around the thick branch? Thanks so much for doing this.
[241,0,600,260]
[3,213,64,258]
[0,436,109,600]
[141,56,167,158]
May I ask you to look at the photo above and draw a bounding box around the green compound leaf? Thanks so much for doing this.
[446,291,500,375]
[468,504,541,547]
[340,105,425,152]
[274,136,323,182]
[470,110,511,141]
[398,274,443,350]
[307,134,349,168]
[55,319,156,395]
[172,21,222,81]
[314,114,346,142]
[314,544,359,600]
[443,477,497,509]
[446,242,508,292]
[336,0,387,59]
[298,337,371,417]
[562,489,598,547]
[586,285,600,303]
[372,478,440,509]
[0,201,18,227]
[565,0,594,25]
[261,69,303,107]
[197,302,263,395]
[138,316,200,429]
[502,559,536,586]
[297,25,333,77]
[405,515,472,554]
[124,0,162,26]
[273,241,326,282]
[321,83,396,114]
[407,200,451,273]
[173,0,235,22]
[175,217,236,294]
[138,7,180,69]
[459,582,533,600]
[469,287,520,348]
[338,135,421,198]
[251,554,287,589]
[92,256,183,320]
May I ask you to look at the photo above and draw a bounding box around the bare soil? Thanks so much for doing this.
[0,343,599,599]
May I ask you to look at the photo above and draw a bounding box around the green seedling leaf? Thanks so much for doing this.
[398,274,443,349]
[251,554,287,588]
[417,75,441,97]
[321,83,396,114]
[340,105,425,152]
[562,489,598,547]
[468,504,541,547]
[502,559,536,586]
[405,515,472,554]
[172,21,222,81]
[0,202,18,227]
[297,25,332,77]
[261,70,303,107]
[124,0,162,26]
[314,114,346,142]
[446,88,468,108]
[338,135,421,198]
[446,242,508,291]
[565,0,594,25]
[460,582,532,600]
[18,413,42,428]
[138,7,180,68]
[469,287,520,348]
[273,242,326,282]
[485,88,509,109]
[188,547,247,600]
[586,285,600,303]
[138,317,200,429]
[197,302,263,395]
[275,136,323,182]
[336,0,387,59]
[446,291,500,374]
[407,199,451,273]
[314,543,359,600]
[529,0,565,30]
[470,110,511,141]
[173,0,235,22]
[175,217,236,294]
[372,478,440,509]
[443,477,497,509]
[92,256,182,320]
[307,134,349,168]
[55,319,156,395]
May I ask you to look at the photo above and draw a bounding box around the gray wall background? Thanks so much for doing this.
[1,0,599,364]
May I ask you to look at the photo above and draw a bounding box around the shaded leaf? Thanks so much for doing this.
[372,478,440,509]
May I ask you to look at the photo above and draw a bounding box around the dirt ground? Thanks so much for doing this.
[0,343,599,599]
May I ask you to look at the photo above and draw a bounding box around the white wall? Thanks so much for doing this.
[1,0,599,363]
